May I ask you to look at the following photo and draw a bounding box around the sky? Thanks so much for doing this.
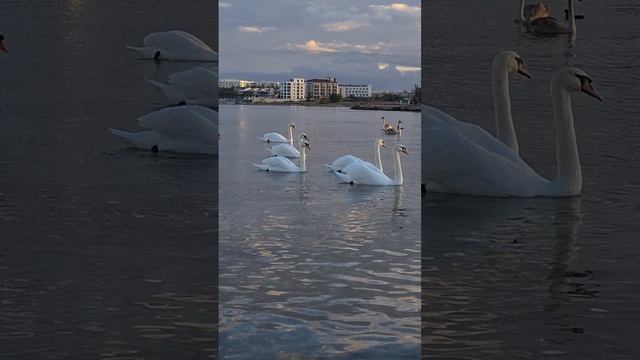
[219,1,421,92]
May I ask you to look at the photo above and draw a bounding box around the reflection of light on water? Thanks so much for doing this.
[236,106,247,130]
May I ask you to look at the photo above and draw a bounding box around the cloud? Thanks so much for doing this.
[219,2,231,8]
[395,65,421,74]
[288,40,390,55]
[322,20,368,32]
[237,26,276,33]
[378,63,389,70]
[370,3,421,17]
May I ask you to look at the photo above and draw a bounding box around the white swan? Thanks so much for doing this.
[108,105,218,155]
[254,138,310,173]
[146,66,217,107]
[259,123,295,144]
[126,30,218,61]
[265,134,309,158]
[423,67,602,197]
[326,138,387,173]
[529,0,580,35]
[336,144,408,186]
[424,51,531,157]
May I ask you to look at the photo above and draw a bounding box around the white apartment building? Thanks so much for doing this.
[339,84,372,98]
[279,78,306,100]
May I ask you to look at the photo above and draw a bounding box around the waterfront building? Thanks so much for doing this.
[279,78,306,100]
[305,78,339,100]
[339,84,372,98]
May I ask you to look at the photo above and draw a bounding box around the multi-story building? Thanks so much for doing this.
[305,78,339,100]
[219,79,255,88]
[279,78,306,100]
[339,84,372,98]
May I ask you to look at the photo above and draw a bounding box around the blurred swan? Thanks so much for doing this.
[254,138,310,173]
[518,1,551,23]
[529,0,581,35]
[126,30,217,61]
[259,123,295,144]
[335,144,408,186]
[384,120,403,135]
[326,138,387,173]
[423,67,602,197]
[265,134,309,158]
[107,105,218,155]
[146,67,217,107]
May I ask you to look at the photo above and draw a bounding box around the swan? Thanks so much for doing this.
[336,144,408,186]
[265,134,309,158]
[381,116,394,132]
[254,138,310,173]
[258,123,295,144]
[146,66,217,107]
[107,105,218,155]
[326,138,387,173]
[423,67,602,197]
[424,51,531,157]
[517,1,551,23]
[529,0,580,35]
[384,120,403,135]
[0,34,7,53]
[126,30,218,61]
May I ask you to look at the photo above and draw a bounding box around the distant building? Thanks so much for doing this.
[305,78,339,100]
[279,78,306,100]
[219,79,254,88]
[339,84,372,98]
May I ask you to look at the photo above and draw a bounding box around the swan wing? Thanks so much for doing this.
[167,67,218,100]
[143,30,217,61]
[331,155,364,170]
[261,132,289,143]
[259,155,298,172]
[270,144,300,157]
[342,161,392,185]
[423,113,548,197]
[138,106,217,144]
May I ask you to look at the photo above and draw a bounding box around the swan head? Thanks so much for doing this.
[0,34,7,53]
[376,138,388,149]
[289,122,295,129]
[302,140,311,151]
[394,144,409,155]
[300,133,309,142]
[555,67,603,101]
[494,50,531,79]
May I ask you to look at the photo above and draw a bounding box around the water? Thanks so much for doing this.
[0,1,217,358]
[219,105,421,359]
[423,1,640,359]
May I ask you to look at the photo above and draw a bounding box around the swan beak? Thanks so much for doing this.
[581,82,603,101]
[0,41,7,53]
[517,67,532,79]
[382,144,388,149]
[401,148,409,155]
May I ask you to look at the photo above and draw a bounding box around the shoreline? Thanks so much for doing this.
[219,100,420,112]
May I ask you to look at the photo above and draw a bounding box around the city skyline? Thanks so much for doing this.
[219,1,421,92]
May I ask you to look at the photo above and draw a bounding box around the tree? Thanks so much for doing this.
[329,93,342,103]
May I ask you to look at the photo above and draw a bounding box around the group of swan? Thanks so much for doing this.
[381,116,403,136]
[254,123,409,186]
[422,50,603,197]
[518,0,583,35]
[109,31,218,155]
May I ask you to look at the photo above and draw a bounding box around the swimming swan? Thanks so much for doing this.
[259,123,295,144]
[336,144,408,186]
[423,67,602,197]
[107,105,218,155]
[146,66,218,107]
[265,134,309,158]
[126,30,218,61]
[254,137,310,173]
[529,0,580,35]
[326,138,387,173]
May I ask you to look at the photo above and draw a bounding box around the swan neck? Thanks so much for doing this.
[492,61,518,153]
[288,126,294,145]
[551,81,581,194]
[393,150,403,185]
[520,0,526,21]
[374,142,383,172]
[568,0,576,33]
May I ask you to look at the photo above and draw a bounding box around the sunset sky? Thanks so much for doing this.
[219,1,421,91]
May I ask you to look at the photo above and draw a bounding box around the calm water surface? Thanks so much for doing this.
[423,1,640,359]
[0,1,217,358]
[219,105,421,359]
